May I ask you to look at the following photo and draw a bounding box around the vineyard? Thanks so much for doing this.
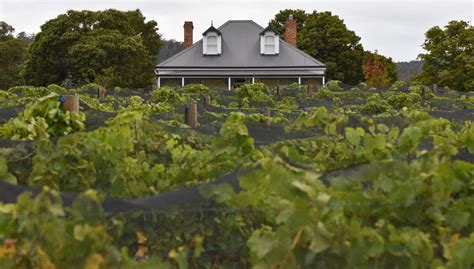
[0,81,473,268]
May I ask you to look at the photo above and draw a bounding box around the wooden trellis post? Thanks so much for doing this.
[307,83,313,96]
[276,86,282,97]
[98,87,106,102]
[262,107,271,127]
[202,95,211,106]
[62,95,79,113]
[184,102,198,128]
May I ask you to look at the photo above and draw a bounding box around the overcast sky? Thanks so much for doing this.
[0,0,472,61]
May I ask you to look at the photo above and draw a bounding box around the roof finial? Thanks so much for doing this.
[211,20,213,27]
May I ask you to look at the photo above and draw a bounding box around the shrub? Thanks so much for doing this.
[0,93,85,140]
[390,81,406,91]
[7,86,50,97]
[325,80,343,91]
[361,94,391,114]
[151,87,181,104]
[47,84,67,93]
[387,92,422,109]
[235,83,272,103]
[181,84,209,92]
[314,87,335,99]
[78,83,103,93]
[408,85,434,97]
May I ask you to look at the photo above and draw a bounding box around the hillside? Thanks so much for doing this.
[396,60,424,81]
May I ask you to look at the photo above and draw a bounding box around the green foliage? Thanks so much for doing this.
[205,116,473,268]
[0,156,17,185]
[0,190,175,268]
[119,95,172,114]
[0,82,472,268]
[0,34,29,89]
[325,80,343,91]
[314,87,335,99]
[23,9,161,88]
[0,93,85,140]
[268,9,308,35]
[7,85,51,98]
[272,10,365,84]
[417,20,474,92]
[386,92,422,109]
[151,87,181,104]
[363,51,398,85]
[0,90,19,108]
[287,107,347,135]
[27,111,254,197]
[71,29,155,88]
[360,94,391,115]
[275,97,298,111]
[235,83,273,104]
[180,84,209,93]
[390,80,406,91]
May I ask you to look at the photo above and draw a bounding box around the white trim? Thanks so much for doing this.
[181,77,185,87]
[298,77,301,84]
[322,76,326,86]
[252,77,255,84]
[203,32,221,55]
[228,77,231,91]
[260,31,279,55]
[157,77,161,88]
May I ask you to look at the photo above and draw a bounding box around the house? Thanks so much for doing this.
[155,16,326,90]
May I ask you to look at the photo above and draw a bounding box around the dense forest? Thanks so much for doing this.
[396,60,424,82]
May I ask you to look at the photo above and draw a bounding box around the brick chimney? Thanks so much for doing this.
[183,21,194,49]
[285,15,297,46]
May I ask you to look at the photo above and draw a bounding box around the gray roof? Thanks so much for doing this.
[157,20,325,69]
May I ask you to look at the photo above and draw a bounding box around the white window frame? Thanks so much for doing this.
[203,32,222,55]
[260,32,279,55]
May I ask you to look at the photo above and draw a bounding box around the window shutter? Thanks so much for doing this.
[260,36,265,54]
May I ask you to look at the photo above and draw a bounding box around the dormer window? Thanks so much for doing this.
[202,25,222,55]
[260,26,279,55]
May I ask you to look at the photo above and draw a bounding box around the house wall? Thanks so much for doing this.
[256,78,299,88]
[158,76,324,90]
[161,78,181,88]
[301,78,323,88]
[186,78,228,90]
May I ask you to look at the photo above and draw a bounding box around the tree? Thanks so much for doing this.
[0,22,29,89]
[417,20,473,92]
[0,21,15,40]
[269,10,365,84]
[16,32,36,44]
[69,30,154,88]
[363,50,397,85]
[269,9,308,35]
[157,39,183,63]
[363,50,389,87]
[23,9,161,88]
